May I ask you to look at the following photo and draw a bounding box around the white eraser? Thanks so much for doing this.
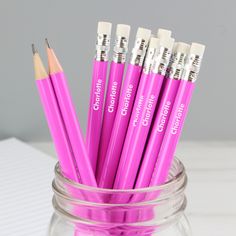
[160,37,175,50]
[157,28,172,39]
[116,24,130,39]
[136,27,152,42]
[173,42,179,52]
[97,21,112,35]
[190,43,205,57]
[176,42,190,54]
[149,37,160,48]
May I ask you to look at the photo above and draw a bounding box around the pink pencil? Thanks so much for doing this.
[149,43,205,188]
[98,27,151,188]
[96,24,130,181]
[32,46,79,182]
[135,42,190,190]
[113,37,174,190]
[86,22,112,172]
[127,43,203,229]
[120,32,175,229]
[34,47,96,235]
[46,40,97,187]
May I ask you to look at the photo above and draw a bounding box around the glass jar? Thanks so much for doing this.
[48,158,191,235]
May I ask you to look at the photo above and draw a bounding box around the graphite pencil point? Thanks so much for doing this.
[45,38,51,48]
[32,44,37,54]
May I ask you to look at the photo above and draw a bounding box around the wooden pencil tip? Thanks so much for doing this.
[45,38,51,48]
[32,44,37,54]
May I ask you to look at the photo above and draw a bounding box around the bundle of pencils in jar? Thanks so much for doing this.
[32,21,205,196]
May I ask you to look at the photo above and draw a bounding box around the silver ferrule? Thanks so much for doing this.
[143,47,159,74]
[182,54,203,82]
[167,52,188,80]
[130,38,149,66]
[112,36,129,63]
[95,33,111,61]
[152,46,172,75]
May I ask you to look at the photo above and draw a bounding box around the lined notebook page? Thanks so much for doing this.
[0,138,56,236]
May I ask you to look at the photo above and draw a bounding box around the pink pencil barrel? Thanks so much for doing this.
[86,22,112,172]
[127,43,204,228]
[111,38,174,230]
[98,28,151,189]
[127,80,192,226]
[96,24,130,181]
[95,62,123,180]
[38,81,92,236]
[135,78,179,187]
[50,71,97,187]
[150,80,194,186]
[149,43,205,188]
[98,64,142,188]
[87,60,108,171]
[135,42,190,190]
[113,37,163,190]
[49,71,108,227]
[36,78,79,182]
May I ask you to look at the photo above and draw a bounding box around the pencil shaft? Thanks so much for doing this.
[113,73,164,190]
[135,77,180,189]
[98,64,142,188]
[150,80,194,187]
[36,78,80,182]
[86,60,108,172]
[96,62,125,181]
[50,71,97,187]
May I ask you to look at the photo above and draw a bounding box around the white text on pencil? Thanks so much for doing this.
[133,95,144,126]
[157,101,171,132]
[171,104,185,135]
[142,95,155,126]
[93,79,103,111]
[121,84,133,116]
[108,81,118,113]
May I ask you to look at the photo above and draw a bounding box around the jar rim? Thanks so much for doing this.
[52,158,187,227]
[54,157,186,194]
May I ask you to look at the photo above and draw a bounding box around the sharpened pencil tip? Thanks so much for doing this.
[45,38,51,48]
[32,44,37,54]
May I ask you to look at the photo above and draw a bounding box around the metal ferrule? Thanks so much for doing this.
[130,38,149,66]
[112,36,129,63]
[152,46,172,75]
[167,52,188,80]
[182,54,203,82]
[95,33,111,61]
[143,47,158,74]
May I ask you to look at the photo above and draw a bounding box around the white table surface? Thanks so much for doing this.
[30,141,236,236]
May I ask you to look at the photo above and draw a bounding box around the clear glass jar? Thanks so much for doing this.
[48,158,191,235]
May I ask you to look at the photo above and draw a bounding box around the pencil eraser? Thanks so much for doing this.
[136,27,152,41]
[173,42,179,52]
[157,28,172,39]
[97,21,112,35]
[149,37,160,48]
[176,42,190,54]
[160,37,175,50]
[190,43,205,57]
[116,24,131,39]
